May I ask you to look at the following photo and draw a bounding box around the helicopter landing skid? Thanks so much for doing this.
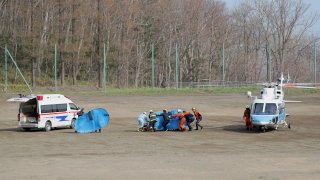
[283,121,291,129]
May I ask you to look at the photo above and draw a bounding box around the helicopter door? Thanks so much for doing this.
[278,107,286,123]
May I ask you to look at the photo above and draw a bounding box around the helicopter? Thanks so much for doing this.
[246,73,301,132]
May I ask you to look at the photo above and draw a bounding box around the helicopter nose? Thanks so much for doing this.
[251,115,275,125]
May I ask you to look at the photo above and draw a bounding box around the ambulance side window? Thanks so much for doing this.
[41,105,53,113]
[41,104,67,113]
[69,103,78,110]
[56,104,67,112]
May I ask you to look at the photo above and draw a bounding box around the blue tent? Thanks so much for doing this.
[74,108,110,133]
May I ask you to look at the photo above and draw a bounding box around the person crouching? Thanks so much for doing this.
[137,112,148,132]
[148,110,157,132]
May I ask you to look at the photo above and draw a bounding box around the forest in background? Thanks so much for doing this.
[0,0,319,88]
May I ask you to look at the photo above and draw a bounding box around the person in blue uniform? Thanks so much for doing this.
[160,109,170,131]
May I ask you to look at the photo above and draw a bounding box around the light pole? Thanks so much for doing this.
[314,39,319,87]
[298,38,319,87]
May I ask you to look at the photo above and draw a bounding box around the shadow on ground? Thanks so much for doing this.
[221,125,272,133]
[222,125,249,133]
[0,127,23,132]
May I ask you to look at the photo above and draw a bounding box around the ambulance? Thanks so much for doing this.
[16,94,81,131]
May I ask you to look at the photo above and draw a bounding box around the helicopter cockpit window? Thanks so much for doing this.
[253,103,264,115]
[265,103,277,115]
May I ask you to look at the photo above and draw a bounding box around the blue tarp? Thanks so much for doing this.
[74,108,110,133]
[154,109,184,130]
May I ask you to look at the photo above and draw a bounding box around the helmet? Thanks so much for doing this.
[191,107,196,111]
[163,109,167,112]
[177,109,182,113]
[246,105,250,108]
[143,112,147,115]
[149,110,153,113]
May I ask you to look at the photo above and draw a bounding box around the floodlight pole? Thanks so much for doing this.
[151,43,154,88]
[267,44,272,83]
[175,43,179,89]
[314,40,317,87]
[4,44,8,92]
[103,42,107,91]
[221,43,225,84]
[54,44,57,91]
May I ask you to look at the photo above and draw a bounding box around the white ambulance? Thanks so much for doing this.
[16,94,81,131]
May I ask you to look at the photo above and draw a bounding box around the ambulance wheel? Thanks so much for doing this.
[71,119,76,129]
[45,121,52,132]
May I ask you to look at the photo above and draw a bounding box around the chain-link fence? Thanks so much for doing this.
[167,81,257,88]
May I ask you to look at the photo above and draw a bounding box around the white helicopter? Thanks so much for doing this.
[246,73,299,132]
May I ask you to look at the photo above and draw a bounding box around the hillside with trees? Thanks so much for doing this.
[0,0,318,89]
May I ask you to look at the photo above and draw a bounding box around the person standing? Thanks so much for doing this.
[160,109,170,131]
[192,107,203,130]
[243,105,252,130]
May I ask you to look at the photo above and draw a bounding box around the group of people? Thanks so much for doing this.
[137,108,203,132]
[138,105,253,132]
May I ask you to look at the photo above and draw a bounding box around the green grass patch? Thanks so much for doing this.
[1,84,319,97]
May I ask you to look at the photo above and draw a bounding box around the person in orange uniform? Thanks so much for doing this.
[191,107,203,130]
[243,105,252,130]
[172,110,187,131]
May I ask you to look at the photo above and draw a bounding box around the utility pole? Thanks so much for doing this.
[97,0,103,88]
[54,44,57,91]
[267,44,272,83]
[221,43,225,83]
[4,45,8,92]
[151,44,155,88]
[103,42,107,91]
[314,40,317,87]
[175,43,179,89]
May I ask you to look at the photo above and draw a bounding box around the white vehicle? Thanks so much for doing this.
[13,94,81,131]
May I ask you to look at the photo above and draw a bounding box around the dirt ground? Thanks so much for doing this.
[0,93,319,180]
